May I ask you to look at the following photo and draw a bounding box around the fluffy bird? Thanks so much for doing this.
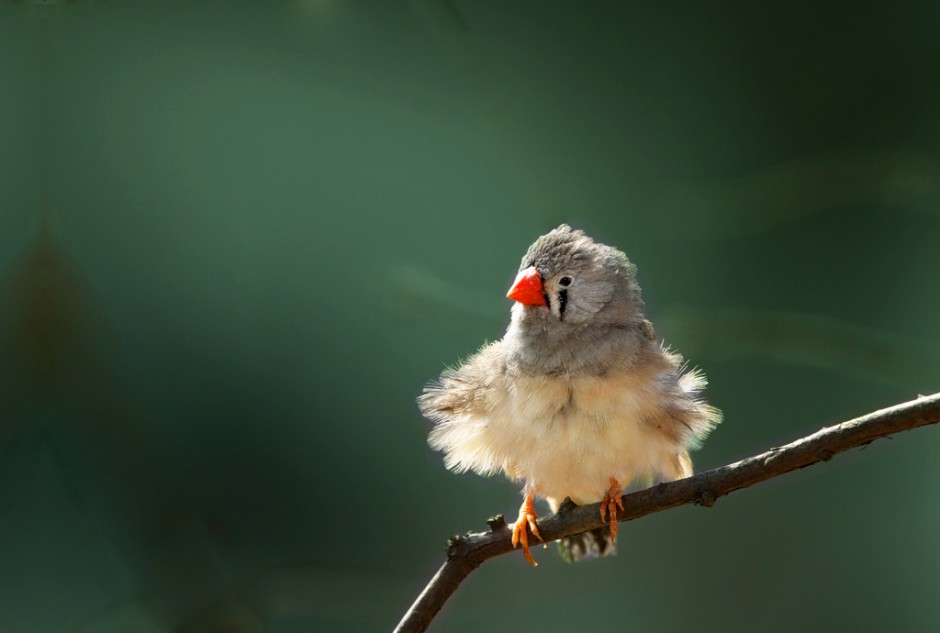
[419,225,720,565]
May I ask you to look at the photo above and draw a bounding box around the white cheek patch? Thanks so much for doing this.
[560,274,614,324]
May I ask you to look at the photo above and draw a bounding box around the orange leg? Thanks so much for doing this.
[599,477,624,543]
[511,493,543,567]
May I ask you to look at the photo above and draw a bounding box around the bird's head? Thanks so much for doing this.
[507,224,644,330]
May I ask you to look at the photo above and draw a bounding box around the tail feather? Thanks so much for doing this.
[557,525,616,563]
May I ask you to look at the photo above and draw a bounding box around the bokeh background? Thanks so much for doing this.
[2,1,939,632]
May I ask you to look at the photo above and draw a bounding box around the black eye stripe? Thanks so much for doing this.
[558,289,568,319]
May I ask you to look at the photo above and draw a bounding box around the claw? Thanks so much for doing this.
[599,477,624,543]
[510,494,543,566]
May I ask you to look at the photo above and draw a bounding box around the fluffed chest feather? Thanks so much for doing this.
[491,371,687,504]
[423,342,705,506]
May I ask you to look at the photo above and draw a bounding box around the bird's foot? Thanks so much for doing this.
[511,494,543,567]
[599,477,624,543]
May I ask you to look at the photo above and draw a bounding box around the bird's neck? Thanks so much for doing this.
[504,318,646,378]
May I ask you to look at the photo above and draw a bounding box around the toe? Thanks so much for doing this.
[528,515,543,543]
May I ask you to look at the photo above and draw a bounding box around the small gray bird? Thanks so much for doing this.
[419,225,720,565]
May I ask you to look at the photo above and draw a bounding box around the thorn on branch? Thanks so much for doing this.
[486,515,506,532]
[446,534,470,558]
[696,489,718,507]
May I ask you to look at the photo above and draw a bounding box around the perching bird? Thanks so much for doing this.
[419,225,720,565]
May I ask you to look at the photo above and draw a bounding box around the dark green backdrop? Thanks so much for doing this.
[1,2,938,632]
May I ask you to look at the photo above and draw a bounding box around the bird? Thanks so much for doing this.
[418,224,720,565]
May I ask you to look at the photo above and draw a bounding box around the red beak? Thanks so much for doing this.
[507,266,547,306]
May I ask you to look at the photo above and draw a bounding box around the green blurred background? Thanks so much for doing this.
[1,1,939,631]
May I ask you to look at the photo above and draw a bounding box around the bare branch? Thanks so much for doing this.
[394,392,940,633]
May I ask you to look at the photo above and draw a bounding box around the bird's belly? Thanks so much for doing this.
[501,373,680,504]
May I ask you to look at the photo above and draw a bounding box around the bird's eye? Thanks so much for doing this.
[558,276,572,287]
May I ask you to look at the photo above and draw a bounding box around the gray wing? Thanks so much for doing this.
[418,341,509,476]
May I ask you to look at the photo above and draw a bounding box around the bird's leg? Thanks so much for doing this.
[510,492,543,566]
[599,477,624,543]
